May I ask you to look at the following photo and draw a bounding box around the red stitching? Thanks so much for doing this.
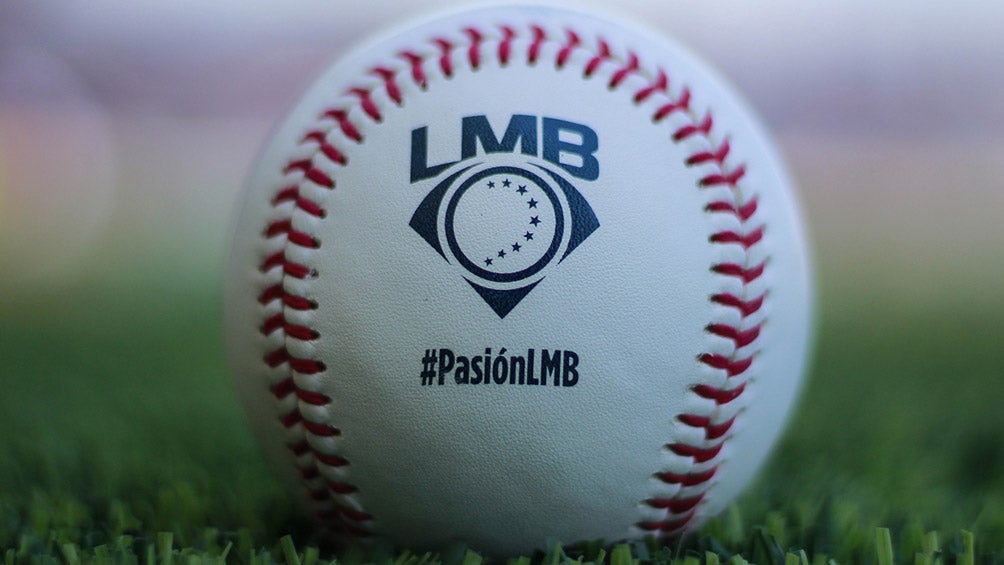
[272,186,299,205]
[337,505,374,523]
[654,467,717,487]
[258,284,284,305]
[584,39,612,77]
[706,196,758,221]
[288,358,325,374]
[260,313,285,335]
[710,226,763,249]
[280,410,302,428]
[609,52,639,88]
[498,26,516,65]
[294,196,326,219]
[646,494,704,513]
[693,383,747,405]
[283,159,311,174]
[296,389,333,406]
[265,220,320,249]
[302,419,339,436]
[676,414,710,428]
[283,261,311,280]
[260,251,285,272]
[653,87,690,122]
[699,353,754,377]
[283,294,316,311]
[288,441,310,456]
[464,28,484,69]
[629,22,763,532]
[677,414,737,440]
[350,88,381,122]
[713,261,766,284]
[271,377,295,399]
[283,322,318,341]
[371,67,402,106]
[286,228,317,248]
[323,109,363,142]
[712,292,765,317]
[700,164,746,187]
[253,22,767,541]
[687,139,730,166]
[669,442,724,463]
[314,451,349,467]
[433,38,454,77]
[528,25,546,63]
[308,488,329,502]
[265,219,292,238]
[327,481,358,494]
[707,323,761,348]
[264,347,288,368]
[634,70,668,103]
[700,164,746,188]
[286,160,335,189]
[260,154,365,536]
[556,30,581,68]
[306,168,334,188]
[399,51,427,88]
[673,112,713,141]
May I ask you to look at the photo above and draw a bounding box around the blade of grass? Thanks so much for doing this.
[876,528,894,565]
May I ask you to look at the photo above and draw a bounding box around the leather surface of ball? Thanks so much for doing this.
[224,3,813,556]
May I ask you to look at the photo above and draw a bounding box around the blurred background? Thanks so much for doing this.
[2,0,1003,547]
[3,0,1002,302]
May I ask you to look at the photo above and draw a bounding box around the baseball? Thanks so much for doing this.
[224,3,812,556]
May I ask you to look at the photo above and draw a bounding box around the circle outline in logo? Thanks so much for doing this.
[443,165,565,284]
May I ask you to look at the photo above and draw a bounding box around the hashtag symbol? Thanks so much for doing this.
[420,349,437,386]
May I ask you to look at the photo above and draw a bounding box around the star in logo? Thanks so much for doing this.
[409,164,599,318]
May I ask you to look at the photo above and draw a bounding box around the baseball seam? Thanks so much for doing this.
[255,21,766,541]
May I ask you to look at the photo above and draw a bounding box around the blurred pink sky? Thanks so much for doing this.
[1,1,1002,303]
[5,1,1003,133]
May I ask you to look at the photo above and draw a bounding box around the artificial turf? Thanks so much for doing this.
[1,255,1002,563]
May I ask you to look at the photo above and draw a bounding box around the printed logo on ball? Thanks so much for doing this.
[409,114,600,318]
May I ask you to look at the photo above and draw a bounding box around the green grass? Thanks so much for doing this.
[1,257,1003,563]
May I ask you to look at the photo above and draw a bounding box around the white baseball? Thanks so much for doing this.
[225,3,812,556]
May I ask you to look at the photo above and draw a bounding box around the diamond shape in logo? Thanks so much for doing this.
[410,163,598,318]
